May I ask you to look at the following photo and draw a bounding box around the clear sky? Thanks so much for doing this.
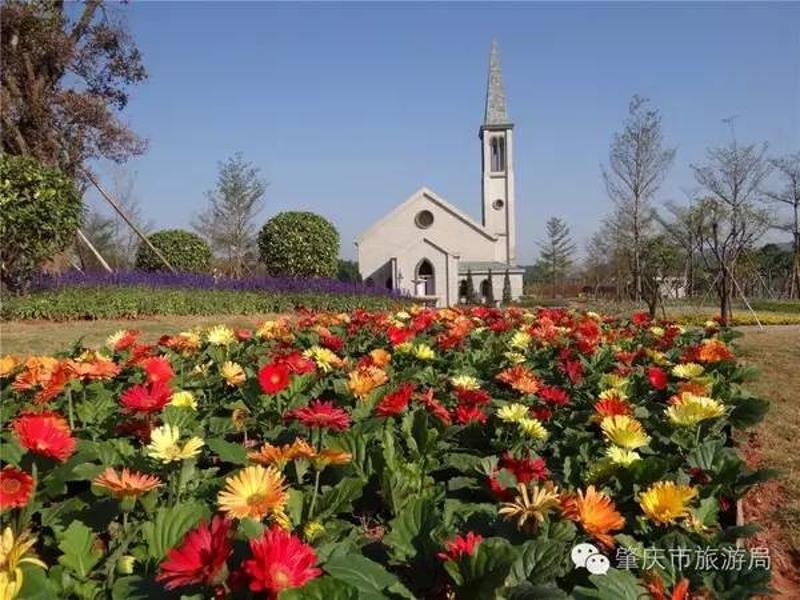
[90,1,800,263]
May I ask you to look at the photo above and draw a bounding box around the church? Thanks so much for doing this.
[355,41,525,306]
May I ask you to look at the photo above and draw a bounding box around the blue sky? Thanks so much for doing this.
[90,1,800,263]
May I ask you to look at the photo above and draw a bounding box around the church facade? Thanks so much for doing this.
[355,41,525,307]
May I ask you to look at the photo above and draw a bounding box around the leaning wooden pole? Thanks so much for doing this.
[82,168,177,273]
[76,228,113,273]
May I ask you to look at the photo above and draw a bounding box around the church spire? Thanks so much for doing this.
[484,39,510,126]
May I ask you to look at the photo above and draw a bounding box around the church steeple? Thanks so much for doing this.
[484,39,510,126]
[480,39,516,265]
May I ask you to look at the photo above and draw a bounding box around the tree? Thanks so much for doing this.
[135,229,212,273]
[766,152,800,298]
[502,269,512,305]
[1,1,147,180]
[0,155,83,291]
[193,154,266,277]
[535,217,575,298]
[337,260,362,284]
[258,212,339,278]
[656,201,705,298]
[463,269,478,304]
[692,137,772,324]
[108,165,153,268]
[484,268,496,306]
[603,96,676,301]
[640,234,682,318]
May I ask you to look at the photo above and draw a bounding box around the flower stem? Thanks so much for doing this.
[308,470,321,519]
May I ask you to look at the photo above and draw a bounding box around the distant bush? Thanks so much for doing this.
[258,212,339,277]
[0,155,83,291]
[135,229,212,273]
[2,286,408,321]
[337,259,362,283]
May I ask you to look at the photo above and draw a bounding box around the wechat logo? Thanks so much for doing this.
[571,542,610,575]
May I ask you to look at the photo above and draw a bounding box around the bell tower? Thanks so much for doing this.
[480,39,516,265]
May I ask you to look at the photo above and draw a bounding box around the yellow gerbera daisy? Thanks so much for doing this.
[412,344,436,361]
[671,363,705,379]
[220,361,246,387]
[499,482,561,529]
[600,415,651,450]
[146,425,204,463]
[666,394,725,426]
[605,446,641,466]
[450,375,480,390]
[0,527,46,600]
[206,325,236,346]
[302,346,342,372]
[600,373,628,391]
[518,417,549,441]
[169,390,197,410]
[217,465,287,520]
[504,351,527,365]
[497,403,529,423]
[639,481,698,525]
[510,331,531,350]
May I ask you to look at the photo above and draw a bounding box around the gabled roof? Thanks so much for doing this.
[355,186,497,244]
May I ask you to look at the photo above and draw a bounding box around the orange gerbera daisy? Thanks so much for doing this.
[68,352,122,380]
[93,467,162,499]
[0,355,20,378]
[593,395,633,421]
[0,466,35,510]
[12,411,76,462]
[561,485,625,548]
[217,465,287,521]
[697,339,733,363]
[12,356,59,391]
[311,449,352,469]
[248,439,315,469]
[347,366,388,400]
[496,366,540,395]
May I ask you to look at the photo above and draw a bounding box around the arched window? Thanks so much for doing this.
[458,279,468,301]
[490,136,505,172]
[415,259,435,296]
[480,278,492,300]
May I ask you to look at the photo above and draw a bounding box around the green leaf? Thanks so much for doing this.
[384,497,441,564]
[314,477,364,520]
[506,582,569,599]
[239,518,265,540]
[728,394,769,428]
[207,437,248,464]
[447,538,519,600]
[278,576,360,599]
[17,564,55,600]
[507,538,569,585]
[573,569,649,600]
[323,555,398,595]
[57,521,103,578]
[141,502,208,562]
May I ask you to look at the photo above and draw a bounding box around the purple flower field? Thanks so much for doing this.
[32,271,402,298]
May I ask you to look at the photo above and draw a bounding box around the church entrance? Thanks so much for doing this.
[415,259,435,296]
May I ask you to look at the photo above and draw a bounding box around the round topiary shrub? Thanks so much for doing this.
[135,229,212,273]
[258,211,339,277]
[0,155,83,291]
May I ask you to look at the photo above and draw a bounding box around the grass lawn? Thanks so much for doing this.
[2,315,798,591]
[735,325,800,594]
[0,314,276,355]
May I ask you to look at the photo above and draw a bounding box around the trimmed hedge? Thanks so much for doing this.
[0,154,83,291]
[258,211,339,277]
[135,229,212,273]
[1,286,408,321]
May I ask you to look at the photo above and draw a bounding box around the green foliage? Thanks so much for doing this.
[485,268,496,306]
[0,155,83,291]
[534,216,575,296]
[258,211,339,277]
[336,259,362,283]
[463,268,478,304]
[57,521,103,578]
[135,229,212,273]
[502,269,512,305]
[141,503,208,562]
[1,286,406,320]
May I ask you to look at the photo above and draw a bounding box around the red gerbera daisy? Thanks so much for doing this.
[537,385,570,406]
[120,381,173,414]
[0,465,35,510]
[156,515,232,590]
[416,388,452,426]
[455,388,491,407]
[375,383,415,418]
[594,395,632,420]
[437,532,483,561]
[453,405,487,425]
[242,526,321,598]
[285,400,350,431]
[647,366,668,390]
[280,352,316,375]
[387,325,414,346]
[12,411,76,462]
[258,363,291,395]
[142,356,175,384]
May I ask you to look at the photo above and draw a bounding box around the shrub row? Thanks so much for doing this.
[1,287,408,321]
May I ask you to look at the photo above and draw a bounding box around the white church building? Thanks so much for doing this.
[355,41,525,306]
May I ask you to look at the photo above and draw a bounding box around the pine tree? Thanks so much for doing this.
[535,217,576,298]
[464,269,478,304]
[485,268,496,305]
[502,269,512,305]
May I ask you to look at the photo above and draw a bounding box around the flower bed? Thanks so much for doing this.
[0,307,772,599]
